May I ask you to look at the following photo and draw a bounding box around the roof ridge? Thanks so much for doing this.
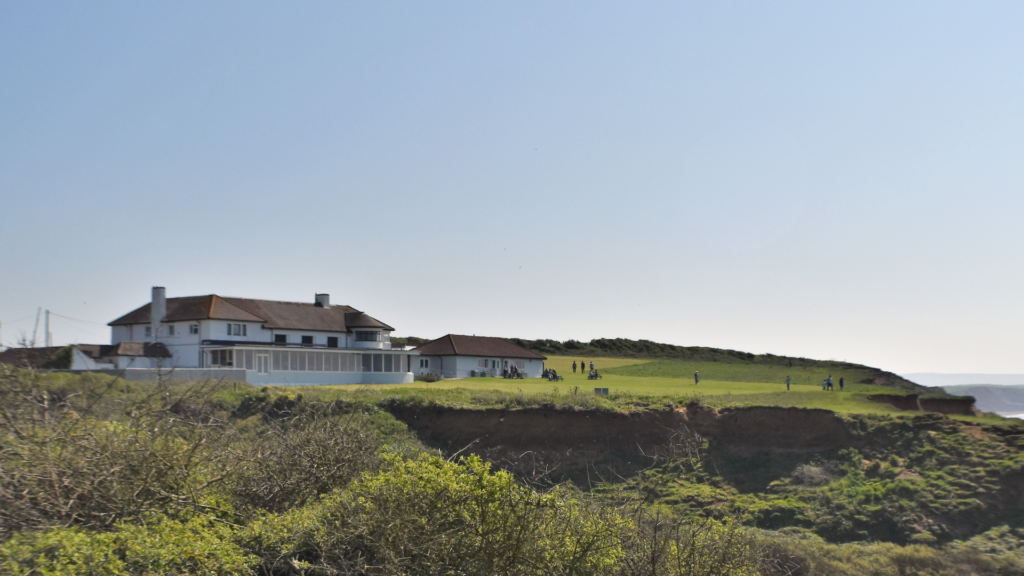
[449,334,459,355]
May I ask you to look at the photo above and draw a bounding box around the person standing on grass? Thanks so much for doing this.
[572,361,577,374]
[827,375,834,391]
[786,376,791,391]
[694,371,700,385]
[839,377,844,391]
[590,361,595,372]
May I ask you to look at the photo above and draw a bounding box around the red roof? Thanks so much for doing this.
[413,335,546,360]
[109,295,394,333]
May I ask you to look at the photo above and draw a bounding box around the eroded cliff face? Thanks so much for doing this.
[866,394,979,415]
[386,404,854,468]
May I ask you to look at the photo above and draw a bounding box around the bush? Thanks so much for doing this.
[249,454,622,575]
[0,515,255,576]
[230,413,382,513]
[0,372,233,538]
[618,509,761,576]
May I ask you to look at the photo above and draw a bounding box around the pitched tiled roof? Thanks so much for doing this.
[413,335,546,360]
[0,347,67,369]
[109,295,394,333]
[109,295,262,325]
[105,342,172,358]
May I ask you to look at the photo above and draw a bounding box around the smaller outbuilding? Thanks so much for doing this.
[412,334,546,379]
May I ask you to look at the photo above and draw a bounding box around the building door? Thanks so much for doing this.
[256,354,270,374]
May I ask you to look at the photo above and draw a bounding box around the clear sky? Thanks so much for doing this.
[1,2,1022,374]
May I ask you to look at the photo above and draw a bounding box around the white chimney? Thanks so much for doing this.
[315,293,330,309]
[151,286,167,340]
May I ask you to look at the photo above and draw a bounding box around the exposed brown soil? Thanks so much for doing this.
[866,394,922,411]
[387,404,853,467]
[865,394,980,416]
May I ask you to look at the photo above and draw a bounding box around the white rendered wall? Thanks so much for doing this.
[440,356,545,379]
[415,356,441,377]
[71,348,114,370]
[111,326,131,345]
[247,371,413,386]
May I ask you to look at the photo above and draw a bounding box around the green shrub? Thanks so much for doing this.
[0,516,255,576]
[230,413,382,513]
[249,453,622,575]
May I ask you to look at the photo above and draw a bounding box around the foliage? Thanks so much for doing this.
[0,370,234,538]
[230,412,383,514]
[756,527,1024,576]
[0,515,255,576]
[617,508,762,576]
[2,369,1023,576]
[250,453,622,575]
[42,346,74,369]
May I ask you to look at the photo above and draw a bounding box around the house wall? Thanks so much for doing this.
[421,356,545,379]
[111,320,393,369]
[248,371,413,386]
[415,355,442,377]
[71,348,114,370]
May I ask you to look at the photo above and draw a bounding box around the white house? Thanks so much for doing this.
[105,287,415,385]
[412,334,546,379]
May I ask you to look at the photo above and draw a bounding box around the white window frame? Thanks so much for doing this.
[189,324,199,335]
[355,331,382,342]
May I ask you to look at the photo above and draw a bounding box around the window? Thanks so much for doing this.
[384,355,393,372]
[355,331,382,342]
[168,325,175,336]
[301,335,313,345]
[327,336,338,348]
[274,334,287,344]
[273,350,287,371]
[420,359,429,368]
[228,324,246,336]
[478,358,488,368]
[209,350,233,367]
[189,324,199,335]
[144,326,152,338]
[373,354,383,372]
[361,354,372,372]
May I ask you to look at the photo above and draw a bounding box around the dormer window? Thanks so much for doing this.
[355,331,382,342]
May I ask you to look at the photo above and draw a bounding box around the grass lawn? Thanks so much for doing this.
[354,355,912,415]
[603,358,879,388]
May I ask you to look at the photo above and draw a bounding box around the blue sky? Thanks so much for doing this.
[1,2,1022,373]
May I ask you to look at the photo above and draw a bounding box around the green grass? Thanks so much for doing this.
[602,358,879,387]
[347,355,914,415]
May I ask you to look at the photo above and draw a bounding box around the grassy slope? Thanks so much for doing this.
[367,355,922,416]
